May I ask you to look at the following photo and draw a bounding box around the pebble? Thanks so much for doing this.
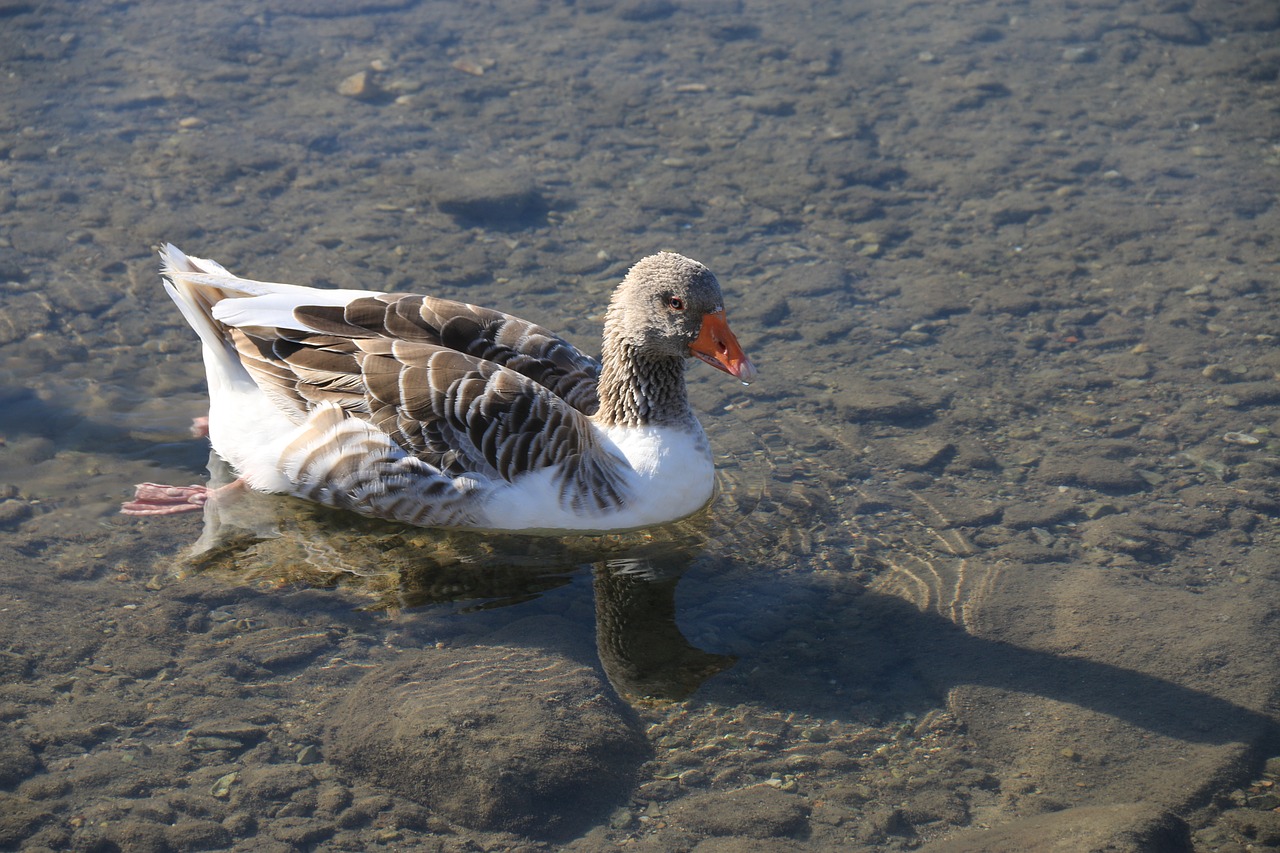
[0,499,33,528]
[1137,13,1208,45]
[1107,355,1152,380]
[0,729,38,787]
[210,772,238,799]
[270,0,415,14]
[423,169,547,227]
[164,820,231,851]
[1003,501,1076,529]
[672,786,810,839]
[336,70,383,101]
[1040,454,1148,493]
[885,438,955,471]
[450,58,487,76]
[188,736,247,752]
[834,380,939,423]
[1084,502,1121,520]
[187,721,267,743]
[899,329,932,345]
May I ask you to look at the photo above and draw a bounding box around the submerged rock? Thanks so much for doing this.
[422,169,549,228]
[325,645,648,839]
[0,728,38,789]
[671,785,811,839]
[336,70,385,103]
[1038,453,1148,494]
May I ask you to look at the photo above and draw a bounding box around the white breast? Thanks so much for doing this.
[476,422,714,532]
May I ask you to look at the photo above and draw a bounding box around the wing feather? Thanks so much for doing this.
[293,294,601,414]
[228,324,630,512]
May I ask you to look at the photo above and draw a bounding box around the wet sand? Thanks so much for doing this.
[2,0,1280,850]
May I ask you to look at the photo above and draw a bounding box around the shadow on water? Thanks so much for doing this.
[173,451,1274,751]
[795,583,1272,748]
[621,547,1274,749]
[0,382,209,470]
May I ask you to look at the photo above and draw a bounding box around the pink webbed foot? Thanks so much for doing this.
[121,483,210,515]
[121,479,245,516]
[121,414,222,516]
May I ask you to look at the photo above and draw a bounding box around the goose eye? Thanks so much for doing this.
[668,296,685,311]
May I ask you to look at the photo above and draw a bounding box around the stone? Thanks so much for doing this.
[896,277,971,319]
[1220,808,1280,846]
[0,794,50,847]
[233,627,336,670]
[883,437,956,471]
[691,838,807,852]
[1222,382,1280,408]
[834,380,947,423]
[901,787,969,825]
[0,258,26,283]
[1038,454,1147,493]
[1137,13,1208,45]
[614,0,677,21]
[269,817,334,846]
[0,499,31,525]
[0,292,52,346]
[0,728,38,788]
[925,495,1002,528]
[325,646,648,839]
[164,819,232,851]
[918,803,1191,852]
[671,786,810,839]
[950,440,999,472]
[423,169,548,228]
[236,765,315,805]
[1003,500,1078,530]
[99,819,169,853]
[273,0,415,15]
[336,70,385,102]
[1105,354,1153,380]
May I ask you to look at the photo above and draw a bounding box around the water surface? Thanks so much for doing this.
[2,1,1278,850]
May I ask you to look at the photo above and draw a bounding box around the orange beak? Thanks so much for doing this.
[690,309,758,384]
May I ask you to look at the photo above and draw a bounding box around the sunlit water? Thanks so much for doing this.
[2,0,1278,850]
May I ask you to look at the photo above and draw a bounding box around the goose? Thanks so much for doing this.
[123,245,756,533]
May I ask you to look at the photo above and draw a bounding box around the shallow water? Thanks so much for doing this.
[3,1,1280,850]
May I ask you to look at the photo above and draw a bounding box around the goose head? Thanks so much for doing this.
[605,252,757,384]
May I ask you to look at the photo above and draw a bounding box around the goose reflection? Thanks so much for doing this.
[177,453,734,702]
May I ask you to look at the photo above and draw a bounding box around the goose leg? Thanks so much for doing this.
[120,415,221,515]
[120,479,244,516]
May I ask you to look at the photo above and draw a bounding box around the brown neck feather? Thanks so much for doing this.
[594,339,692,428]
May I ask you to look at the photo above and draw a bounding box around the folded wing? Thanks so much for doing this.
[290,294,602,414]
[228,315,630,513]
